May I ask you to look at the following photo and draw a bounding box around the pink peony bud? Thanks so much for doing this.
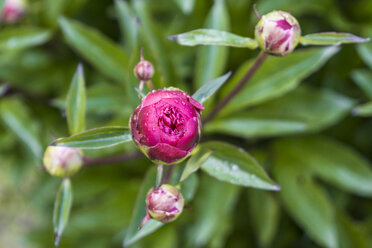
[134,59,154,82]
[255,10,301,56]
[129,88,204,164]
[43,146,83,177]
[145,184,184,223]
[2,0,26,24]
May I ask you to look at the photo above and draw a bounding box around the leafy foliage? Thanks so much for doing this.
[0,0,372,248]
[54,127,132,149]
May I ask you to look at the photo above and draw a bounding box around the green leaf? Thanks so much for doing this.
[0,0,5,14]
[169,29,258,49]
[52,83,132,115]
[53,178,73,246]
[300,32,369,46]
[186,174,240,248]
[43,0,67,28]
[192,71,231,105]
[336,211,370,248]
[54,126,131,149]
[351,69,372,100]
[66,64,86,135]
[205,85,355,138]
[272,142,338,248]
[256,0,331,16]
[194,0,230,89]
[248,190,280,248]
[219,46,340,116]
[173,0,195,14]
[115,0,138,52]
[114,0,141,108]
[180,147,213,182]
[0,27,52,51]
[180,173,199,203]
[59,17,129,83]
[199,141,279,190]
[0,98,43,159]
[356,42,372,69]
[275,136,372,196]
[133,0,173,83]
[353,101,372,117]
[123,167,163,247]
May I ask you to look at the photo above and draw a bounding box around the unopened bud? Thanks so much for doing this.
[134,59,154,82]
[255,10,301,56]
[43,146,83,178]
[2,0,26,24]
[145,184,184,223]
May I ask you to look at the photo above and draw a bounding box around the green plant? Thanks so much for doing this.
[1,1,372,248]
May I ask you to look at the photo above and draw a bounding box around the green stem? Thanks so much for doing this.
[162,164,175,184]
[203,51,268,124]
[155,164,164,188]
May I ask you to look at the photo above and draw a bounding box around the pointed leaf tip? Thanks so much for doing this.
[168,35,178,41]
[66,64,86,135]
[54,234,61,246]
[300,32,370,46]
[273,184,281,191]
[53,178,73,248]
[77,63,84,73]
[192,71,232,104]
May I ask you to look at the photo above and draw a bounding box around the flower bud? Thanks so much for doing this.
[43,146,83,177]
[2,0,26,24]
[134,59,154,82]
[129,88,204,164]
[255,10,301,56]
[146,184,184,223]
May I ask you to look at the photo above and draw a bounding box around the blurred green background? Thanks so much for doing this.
[1,0,372,247]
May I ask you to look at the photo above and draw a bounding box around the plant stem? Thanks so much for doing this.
[83,151,142,167]
[162,164,175,184]
[203,51,268,124]
[155,164,164,188]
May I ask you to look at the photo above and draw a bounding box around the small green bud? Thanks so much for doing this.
[255,10,301,56]
[43,146,83,177]
[145,184,184,223]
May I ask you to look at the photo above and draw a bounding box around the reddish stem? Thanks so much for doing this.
[253,4,261,20]
[83,151,142,167]
[203,52,268,124]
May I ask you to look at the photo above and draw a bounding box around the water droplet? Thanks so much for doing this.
[232,165,239,171]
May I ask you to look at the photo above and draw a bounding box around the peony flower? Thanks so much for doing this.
[255,10,301,56]
[43,146,83,177]
[129,88,204,164]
